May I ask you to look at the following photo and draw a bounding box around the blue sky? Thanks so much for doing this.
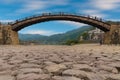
[0,0,120,36]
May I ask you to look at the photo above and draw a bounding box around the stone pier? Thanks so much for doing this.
[0,25,19,45]
[104,24,120,44]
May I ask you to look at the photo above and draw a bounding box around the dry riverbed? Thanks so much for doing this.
[0,44,120,80]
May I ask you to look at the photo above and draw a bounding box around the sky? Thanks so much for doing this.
[0,0,120,36]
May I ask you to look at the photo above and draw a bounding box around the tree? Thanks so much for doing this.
[81,32,89,40]
[65,40,79,45]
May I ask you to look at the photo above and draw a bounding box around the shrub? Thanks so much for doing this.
[65,40,79,45]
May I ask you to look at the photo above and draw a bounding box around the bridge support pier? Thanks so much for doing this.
[104,24,120,44]
[0,25,19,45]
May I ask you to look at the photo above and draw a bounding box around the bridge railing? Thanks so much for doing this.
[8,12,108,25]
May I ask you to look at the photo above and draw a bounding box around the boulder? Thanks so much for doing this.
[62,69,87,78]
[19,68,43,74]
[52,76,81,80]
[17,73,50,80]
[45,64,66,73]
[0,75,15,80]
[72,64,93,72]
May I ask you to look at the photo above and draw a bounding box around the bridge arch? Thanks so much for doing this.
[11,13,110,32]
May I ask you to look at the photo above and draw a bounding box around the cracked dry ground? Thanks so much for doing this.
[0,44,120,80]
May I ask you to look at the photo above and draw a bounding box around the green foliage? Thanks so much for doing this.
[81,32,89,40]
[64,40,79,45]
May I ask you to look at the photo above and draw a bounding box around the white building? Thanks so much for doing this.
[88,28,104,40]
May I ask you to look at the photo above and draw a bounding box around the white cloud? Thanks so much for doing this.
[17,0,69,13]
[0,20,14,22]
[90,0,120,10]
[82,10,106,18]
[107,19,120,21]
[57,21,87,28]
[78,0,120,19]
[17,1,46,13]
[20,30,62,36]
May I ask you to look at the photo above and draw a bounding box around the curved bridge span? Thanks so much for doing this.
[11,13,110,32]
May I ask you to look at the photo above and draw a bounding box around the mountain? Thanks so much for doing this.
[19,26,94,44]
[19,34,47,41]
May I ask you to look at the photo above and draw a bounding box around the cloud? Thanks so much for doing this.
[0,20,14,22]
[17,1,46,13]
[57,21,87,28]
[1,0,16,4]
[17,0,69,13]
[107,19,120,21]
[20,30,61,36]
[90,0,120,10]
[80,0,120,19]
[82,10,106,18]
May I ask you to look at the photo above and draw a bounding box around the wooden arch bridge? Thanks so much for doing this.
[0,12,120,45]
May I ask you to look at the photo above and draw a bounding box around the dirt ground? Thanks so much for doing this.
[0,44,120,80]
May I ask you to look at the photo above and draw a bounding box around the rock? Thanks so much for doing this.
[17,73,50,80]
[0,75,15,80]
[8,60,23,65]
[20,63,41,68]
[62,56,74,62]
[112,54,120,61]
[72,64,93,72]
[0,59,5,64]
[62,69,87,78]
[108,62,120,73]
[62,69,106,80]
[0,70,12,75]
[77,61,90,64]
[48,55,63,63]
[11,70,19,76]
[37,74,51,80]
[98,65,118,73]
[45,64,66,73]
[19,68,43,74]
[85,73,106,80]
[101,53,112,58]
[108,62,120,68]
[44,61,56,66]
[60,62,74,68]
[99,57,113,62]
[106,74,120,80]
[52,76,81,80]
[90,53,102,58]
[0,63,14,71]
[28,59,41,64]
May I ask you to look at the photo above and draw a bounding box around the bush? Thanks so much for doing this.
[65,40,79,45]
[81,32,89,40]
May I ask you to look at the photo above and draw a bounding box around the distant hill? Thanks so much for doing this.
[19,26,94,44]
